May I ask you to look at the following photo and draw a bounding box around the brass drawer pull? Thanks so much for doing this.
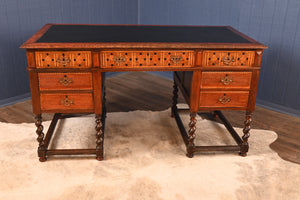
[113,56,126,64]
[218,95,231,104]
[170,55,183,64]
[220,74,233,85]
[61,96,73,107]
[59,76,73,86]
[57,57,71,66]
[221,56,235,65]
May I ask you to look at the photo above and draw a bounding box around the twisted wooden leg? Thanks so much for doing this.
[240,111,252,156]
[187,113,197,158]
[95,114,104,161]
[35,115,47,162]
[102,85,107,120]
[171,81,178,117]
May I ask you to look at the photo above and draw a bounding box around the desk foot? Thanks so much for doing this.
[239,152,247,157]
[39,157,47,162]
[186,149,194,158]
[95,114,104,161]
[96,156,104,161]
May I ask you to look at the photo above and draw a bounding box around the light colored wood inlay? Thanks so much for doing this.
[100,51,195,68]
[35,51,91,68]
[202,51,255,67]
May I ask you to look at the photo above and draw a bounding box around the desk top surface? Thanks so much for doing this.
[21,24,267,49]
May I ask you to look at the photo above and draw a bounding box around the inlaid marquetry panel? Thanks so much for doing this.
[100,51,195,68]
[35,51,92,68]
[203,51,255,67]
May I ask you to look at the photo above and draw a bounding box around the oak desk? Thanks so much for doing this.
[20,24,267,161]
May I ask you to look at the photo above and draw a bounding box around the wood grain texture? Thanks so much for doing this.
[0,72,299,164]
[189,71,201,112]
[92,71,102,115]
[201,71,252,89]
[38,73,93,91]
[40,93,94,111]
[199,91,249,109]
[28,71,40,115]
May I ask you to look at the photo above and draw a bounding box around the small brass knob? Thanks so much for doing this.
[59,76,73,86]
[218,94,231,104]
[170,55,183,64]
[56,57,71,66]
[221,56,235,65]
[220,74,233,85]
[113,56,126,64]
[61,96,73,107]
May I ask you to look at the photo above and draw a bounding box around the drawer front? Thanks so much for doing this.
[40,93,94,111]
[201,72,252,89]
[202,51,255,67]
[199,91,249,108]
[35,51,92,68]
[100,50,195,68]
[39,73,93,91]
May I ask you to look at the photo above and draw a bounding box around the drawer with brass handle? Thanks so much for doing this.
[201,71,252,89]
[38,73,93,91]
[35,51,91,68]
[40,93,94,111]
[202,51,255,67]
[199,91,249,108]
[100,50,195,68]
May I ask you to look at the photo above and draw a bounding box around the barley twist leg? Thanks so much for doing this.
[35,115,47,162]
[240,112,252,156]
[95,115,104,161]
[187,113,197,158]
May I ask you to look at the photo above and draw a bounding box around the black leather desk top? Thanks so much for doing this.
[36,25,251,44]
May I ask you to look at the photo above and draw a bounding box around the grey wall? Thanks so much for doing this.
[0,0,138,106]
[139,0,300,116]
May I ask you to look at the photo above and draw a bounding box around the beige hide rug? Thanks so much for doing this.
[0,108,299,200]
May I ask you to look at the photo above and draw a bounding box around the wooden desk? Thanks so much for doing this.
[20,24,267,161]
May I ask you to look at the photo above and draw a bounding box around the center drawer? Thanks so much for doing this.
[38,73,93,91]
[100,50,195,68]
